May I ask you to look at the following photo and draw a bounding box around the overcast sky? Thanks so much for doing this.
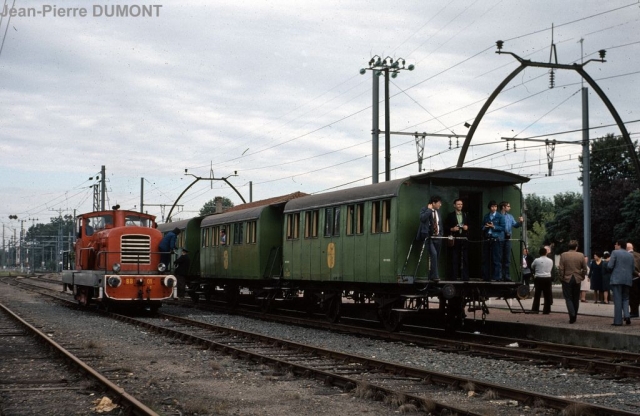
[1,0,639,231]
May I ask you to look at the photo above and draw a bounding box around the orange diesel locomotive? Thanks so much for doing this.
[62,207,176,311]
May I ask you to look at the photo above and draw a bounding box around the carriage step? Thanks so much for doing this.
[391,308,420,313]
[402,295,427,299]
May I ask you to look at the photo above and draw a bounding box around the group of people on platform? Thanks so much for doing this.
[528,239,640,326]
[418,197,522,282]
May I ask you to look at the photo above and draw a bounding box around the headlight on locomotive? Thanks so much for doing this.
[107,276,122,288]
[112,263,121,273]
[163,276,177,288]
[158,263,167,272]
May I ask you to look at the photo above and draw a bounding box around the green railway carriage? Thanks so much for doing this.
[282,167,529,285]
[199,205,284,282]
[157,217,203,277]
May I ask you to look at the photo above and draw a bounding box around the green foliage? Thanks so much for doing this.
[5,216,75,271]
[524,194,553,229]
[199,197,235,216]
[590,179,636,252]
[545,193,583,254]
[579,134,639,188]
[527,212,555,253]
[614,189,640,247]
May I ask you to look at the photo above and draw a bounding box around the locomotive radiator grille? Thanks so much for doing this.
[121,234,151,264]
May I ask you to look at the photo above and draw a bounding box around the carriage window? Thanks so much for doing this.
[346,203,364,236]
[324,207,340,237]
[233,222,243,245]
[246,221,257,244]
[286,213,300,240]
[202,228,209,248]
[371,199,391,234]
[304,210,319,238]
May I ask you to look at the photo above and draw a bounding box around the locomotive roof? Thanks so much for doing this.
[284,167,529,212]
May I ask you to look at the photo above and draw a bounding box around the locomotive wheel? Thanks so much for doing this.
[189,291,200,303]
[76,287,91,307]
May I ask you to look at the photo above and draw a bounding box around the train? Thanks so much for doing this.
[62,208,176,311]
[159,167,531,330]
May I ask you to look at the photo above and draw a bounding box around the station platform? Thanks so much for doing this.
[474,290,640,351]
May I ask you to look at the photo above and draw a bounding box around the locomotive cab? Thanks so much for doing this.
[62,208,176,310]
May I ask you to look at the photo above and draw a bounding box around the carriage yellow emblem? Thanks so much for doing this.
[223,250,229,270]
[327,243,335,269]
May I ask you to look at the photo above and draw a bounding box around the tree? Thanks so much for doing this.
[199,197,234,216]
[545,192,583,254]
[579,134,639,188]
[577,134,640,253]
[614,189,640,247]
[524,194,554,231]
[527,211,555,253]
[590,179,637,253]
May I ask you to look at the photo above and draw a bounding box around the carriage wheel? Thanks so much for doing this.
[444,297,465,331]
[260,290,276,314]
[225,285,240,308]
[303,290,318,315]
[325,294,341,323]
[379,305,403,332]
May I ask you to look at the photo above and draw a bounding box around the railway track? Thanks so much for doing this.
[169,294,640,380]
[0,299,158,416]
[122,311,634,416]
[7,274,640,415]
[12,275,640,380]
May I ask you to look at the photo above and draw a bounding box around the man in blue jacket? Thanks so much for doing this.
[608,239,634,326]
[159,227,181,269]
[499,201,523,282]
[482,200,505,281]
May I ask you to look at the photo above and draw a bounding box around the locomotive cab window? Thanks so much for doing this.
[371,199,391,234]
[304,210,319,238]
[324,207,340,237]
[125,215,150,227]
[286,213,300,240]
[346,203,364,236]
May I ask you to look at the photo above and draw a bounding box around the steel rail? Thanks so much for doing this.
[118,312,638,416]
[0,301,159,416]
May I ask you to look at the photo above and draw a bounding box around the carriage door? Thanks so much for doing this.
[459,191,483,277]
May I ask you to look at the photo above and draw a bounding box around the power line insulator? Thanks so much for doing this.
[549,69,555,89]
